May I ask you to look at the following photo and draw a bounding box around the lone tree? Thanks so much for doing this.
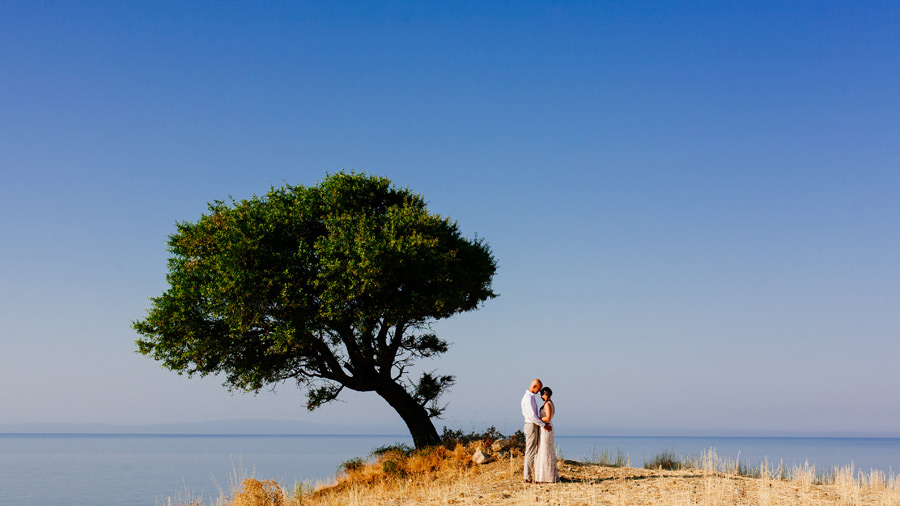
[133,172,497,448]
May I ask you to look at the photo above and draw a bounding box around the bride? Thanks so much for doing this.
[533,386,559,483]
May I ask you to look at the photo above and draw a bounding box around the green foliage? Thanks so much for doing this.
[338,457,365,475]
[439,425,505,449]
[133,172,497,445]
[381,456,406,478]
[370,443,414,458]
[415,372,455,418]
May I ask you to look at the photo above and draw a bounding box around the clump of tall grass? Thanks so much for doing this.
[337,443,474,483]
[643,449,684,470]
[699,448,756,476]
[581,446,629,467]
[230,479,299,506]
[640,447,772,476]
[642,447,787,477]
[163,459,309,506]
[647,447,900,492]
[156,484,206,506]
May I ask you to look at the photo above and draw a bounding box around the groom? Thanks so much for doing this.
[521,378,550,483]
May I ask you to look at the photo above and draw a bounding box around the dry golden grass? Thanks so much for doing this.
[211,445,900,506]
[230,479,297,506]
[299,448,900,506]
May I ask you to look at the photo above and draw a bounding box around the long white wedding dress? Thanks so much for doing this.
[533,400,559,483]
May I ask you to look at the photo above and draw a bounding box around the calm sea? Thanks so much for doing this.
[2,434,898,506]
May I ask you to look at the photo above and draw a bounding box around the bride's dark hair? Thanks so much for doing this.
[540,387,552,398]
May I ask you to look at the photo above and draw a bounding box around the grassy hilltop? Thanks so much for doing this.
[176,434,900,506]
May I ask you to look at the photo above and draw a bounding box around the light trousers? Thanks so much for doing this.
[523,423,541,481]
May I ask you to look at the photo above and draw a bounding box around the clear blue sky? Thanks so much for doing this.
[1,1,898,436]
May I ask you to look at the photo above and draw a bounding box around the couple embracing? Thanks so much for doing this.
[521,378,558,483]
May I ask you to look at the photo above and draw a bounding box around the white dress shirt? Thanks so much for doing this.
[521,390,546,427]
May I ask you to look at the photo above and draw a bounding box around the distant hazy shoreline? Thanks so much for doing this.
[3,421,898,439]
[0,419,404,435]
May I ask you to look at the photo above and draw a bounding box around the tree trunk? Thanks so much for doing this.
[376,381,440,449]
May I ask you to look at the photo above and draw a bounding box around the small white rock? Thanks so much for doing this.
[472,449,490,465]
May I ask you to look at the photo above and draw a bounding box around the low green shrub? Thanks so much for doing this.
[381,456,406,478]
[369,443,413,458]
[439,425,505,449]
[338,457,365,475]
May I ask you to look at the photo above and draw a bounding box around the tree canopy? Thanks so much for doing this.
[133,172,497,447]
